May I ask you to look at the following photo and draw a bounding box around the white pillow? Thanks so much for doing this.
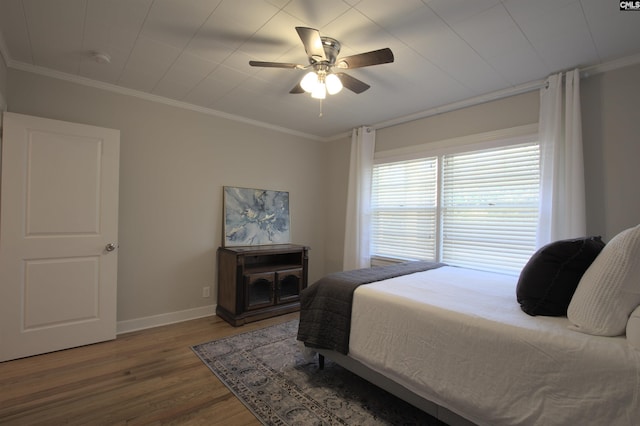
[628,305,640,351]
[567,224,640,336]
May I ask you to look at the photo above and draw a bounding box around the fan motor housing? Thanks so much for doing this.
[317,36,341,65]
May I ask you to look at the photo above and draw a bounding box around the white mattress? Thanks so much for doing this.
[349,266,640,426]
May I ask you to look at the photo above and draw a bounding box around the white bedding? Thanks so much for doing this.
[349,266,640,426]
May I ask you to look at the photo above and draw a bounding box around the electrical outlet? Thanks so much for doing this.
[202,286,210,298]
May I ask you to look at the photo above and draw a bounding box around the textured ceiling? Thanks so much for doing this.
[1,0,639,139]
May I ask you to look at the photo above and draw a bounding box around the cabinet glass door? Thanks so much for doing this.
[276,269,302,303]
[245,272,274,310]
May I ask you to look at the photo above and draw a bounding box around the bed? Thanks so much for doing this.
[297,226,640,426]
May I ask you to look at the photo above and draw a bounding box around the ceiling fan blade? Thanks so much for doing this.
[249,60,303,69]
[336,73,370,94]
[289,83,305,94]
[296,27,326,62]
[336,48,394,69]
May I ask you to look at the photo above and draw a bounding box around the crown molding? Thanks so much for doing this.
[5,52,640,143]
[6,60,324,142]
[580,52,640,77]
[370,52,640,134]
[372,79,545,133]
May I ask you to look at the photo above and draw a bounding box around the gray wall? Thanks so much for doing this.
[6,69,328,323]
[581,62,640,239]
[0,52,7,110]
[324,134,351,273]
[375,90,540,152]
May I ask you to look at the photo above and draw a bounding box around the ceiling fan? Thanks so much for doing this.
[249,27,394,99]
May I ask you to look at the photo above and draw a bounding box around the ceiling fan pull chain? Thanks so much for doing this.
[319,99,323,118]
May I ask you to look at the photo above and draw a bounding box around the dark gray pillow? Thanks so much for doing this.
[516,236,605,316]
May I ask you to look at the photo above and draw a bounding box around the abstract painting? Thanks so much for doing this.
[223,186,290,247]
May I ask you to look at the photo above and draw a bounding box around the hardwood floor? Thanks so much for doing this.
[0,312,299,425]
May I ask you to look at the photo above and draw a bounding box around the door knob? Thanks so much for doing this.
[105,243,117,252]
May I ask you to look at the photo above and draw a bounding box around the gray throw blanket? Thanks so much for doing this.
[297,261,445,354]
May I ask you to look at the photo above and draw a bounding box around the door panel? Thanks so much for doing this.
[26,131,103,235]
[0,112,120,362]
[24,256,100,329]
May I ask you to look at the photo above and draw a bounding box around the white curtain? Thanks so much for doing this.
[537,69,586,247]
[343,126,375,270]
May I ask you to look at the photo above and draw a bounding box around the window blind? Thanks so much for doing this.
[371,141,539,275]
[441,143,540,274]
[371,157,437,261]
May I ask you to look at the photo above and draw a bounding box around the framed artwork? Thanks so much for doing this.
[223,186,290,247]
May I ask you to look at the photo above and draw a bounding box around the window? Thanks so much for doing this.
[371,134,539,275]
[371,157,437,261]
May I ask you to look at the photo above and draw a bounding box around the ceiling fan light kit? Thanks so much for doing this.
[325,74,343,95]
[300,71,318,92]
[249,27,394,102]
[311,82,326,99]
[300,69,344,99]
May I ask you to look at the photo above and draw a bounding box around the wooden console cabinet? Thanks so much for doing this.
[216,244,309,326]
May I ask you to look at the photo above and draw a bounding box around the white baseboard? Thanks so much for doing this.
[116,304,217,335]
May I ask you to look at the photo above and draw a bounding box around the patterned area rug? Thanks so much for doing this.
[192,320,445,425]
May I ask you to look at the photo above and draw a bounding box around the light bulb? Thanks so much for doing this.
[311,82,326,99]
[300,72,318,93]
[325,73,343,95]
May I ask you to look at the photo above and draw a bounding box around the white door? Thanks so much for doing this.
[0,112,120,362]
